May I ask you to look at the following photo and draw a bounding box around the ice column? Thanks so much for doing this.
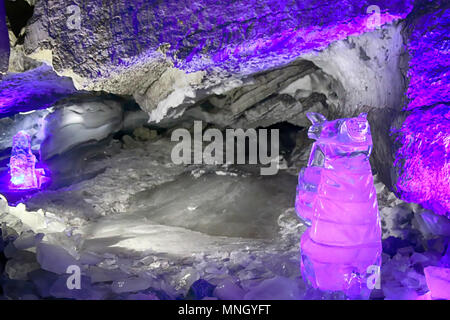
[296,112,381,299]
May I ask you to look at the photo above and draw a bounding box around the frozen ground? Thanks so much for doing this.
[0,137,448,300]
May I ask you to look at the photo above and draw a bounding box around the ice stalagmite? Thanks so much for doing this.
[9,131,40,189]
[296,112,381,299]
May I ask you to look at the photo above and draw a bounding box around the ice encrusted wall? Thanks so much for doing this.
[393,0,449,217]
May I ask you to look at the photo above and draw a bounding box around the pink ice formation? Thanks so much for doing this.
[296,113,381,298]
[9,131,45,190]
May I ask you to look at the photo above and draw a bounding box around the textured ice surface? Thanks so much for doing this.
[128,171,296,239]
[296,113,381,298]
[392,2,449,216]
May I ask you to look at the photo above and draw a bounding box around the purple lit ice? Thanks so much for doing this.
[9,131,42,190]
[423,266,450,300]
[296,112,381,298]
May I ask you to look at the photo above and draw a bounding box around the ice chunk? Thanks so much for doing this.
[50,275,109,300]
[5,250,40,280]
[424,266,450,300]
[213,279,246,300]
[111,277,152,294]
[410,252,430,265]
[244,276,303,300]
[36,242,79,274]
[13,230,44,250]
[88,266,129,283]
[9,131,46,190]
[79,251,103,265]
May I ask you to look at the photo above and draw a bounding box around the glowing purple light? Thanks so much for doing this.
[296,112,381,297]
[9,131,46,190]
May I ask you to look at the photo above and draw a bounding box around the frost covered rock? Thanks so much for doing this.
[133,127,158,142]
[6,203,66,234]
[380,205,414,239]
[50,275,109,300]
[111,277,152,294]
[87,266,129,284]
[213,279,246,300]
[391,2,450,216]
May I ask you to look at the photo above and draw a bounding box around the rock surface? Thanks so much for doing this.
[0,0,9,75]
[0,64,76,117]
[22,0,413,121]
[391,0,449,217]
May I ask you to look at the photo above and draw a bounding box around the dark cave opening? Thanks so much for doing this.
[4,0,34,39]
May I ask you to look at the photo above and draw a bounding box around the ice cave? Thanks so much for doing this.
[0,0,448,302]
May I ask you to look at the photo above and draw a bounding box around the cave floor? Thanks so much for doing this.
[0,137,443,300]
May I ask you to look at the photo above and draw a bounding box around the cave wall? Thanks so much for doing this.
[391,0,449,217]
